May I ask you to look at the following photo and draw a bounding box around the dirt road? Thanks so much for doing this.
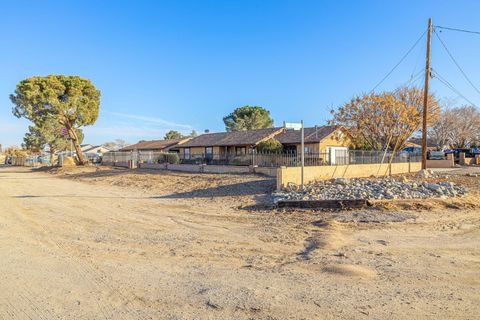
[0,166,479,319]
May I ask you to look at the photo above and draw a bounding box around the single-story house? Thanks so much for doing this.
[82,145,112,155]
[80,144,94,152]
[177,127,285,159]
[120,139,189,153]
[176,125,351,160]
[405,138,437,150]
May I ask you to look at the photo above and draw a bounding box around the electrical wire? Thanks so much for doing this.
[369,29,427,94]
[432,68,479,107]
[404,69,425,87]
[434,29,480,96]
[435,25,480,35]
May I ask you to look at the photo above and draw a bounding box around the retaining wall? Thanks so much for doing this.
[277,162,422,189]
[102,161,130,168]
[135,162,277,177]
[426,158,454,168]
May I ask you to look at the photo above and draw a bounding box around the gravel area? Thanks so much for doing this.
[273,172,467,202]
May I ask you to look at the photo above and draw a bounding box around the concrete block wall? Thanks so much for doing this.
[277,162,422,189]
[133,162,277,177]
[102,161,130,168]
[426,158,454,168]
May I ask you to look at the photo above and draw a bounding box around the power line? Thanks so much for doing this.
[435,25,480,35]
[405,69,425,87]
[432,68,479,107]
[434,29,480,96]
[369,29,427,93]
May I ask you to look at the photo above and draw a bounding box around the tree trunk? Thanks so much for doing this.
[67,124,86,165]
[49,144,56,166]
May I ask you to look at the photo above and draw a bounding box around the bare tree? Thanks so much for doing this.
[448,106,480,148]
[430,104,480,148]
[331,86,439,150]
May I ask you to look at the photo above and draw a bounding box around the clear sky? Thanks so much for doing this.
[1,0,480,147]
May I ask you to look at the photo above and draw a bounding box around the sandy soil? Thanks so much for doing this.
[0,165,479,319]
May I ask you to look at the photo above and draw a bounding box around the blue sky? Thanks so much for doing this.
[1,0,480,147]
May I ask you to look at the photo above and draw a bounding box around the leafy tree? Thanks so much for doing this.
[223,106,274,132]
[23,117,84,154]
[331,86,439,150]
[164,130,185,140]
[256,138,283,153]
[10,75,101,164]
[23,126,45,153]
[189,130,198,137]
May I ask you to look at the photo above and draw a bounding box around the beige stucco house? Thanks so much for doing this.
[175,125,351,160]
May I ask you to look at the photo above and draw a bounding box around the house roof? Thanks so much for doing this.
[276,125,342,144]
[179,127,284,147]
[83,145,111,153]
[406,137,437,148]
[120,139,183,151]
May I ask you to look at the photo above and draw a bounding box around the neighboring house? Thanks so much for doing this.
[119,139,188,153]
[405,138,437,150]
[83,145,112,155]
[80,144,94,152]
[177,127,285,159]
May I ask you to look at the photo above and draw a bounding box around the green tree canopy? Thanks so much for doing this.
[11,75,101,164]
[223,106,274,132]
[256,138,283,153]
[164,130,197,140]
[189,130,198,137]
[23,117,84,154]
[164,130,185,140]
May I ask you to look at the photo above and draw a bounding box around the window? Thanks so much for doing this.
[205,147,213,160]
[304,147,314,154]
[184,148,190,160]
[235,147,246,155]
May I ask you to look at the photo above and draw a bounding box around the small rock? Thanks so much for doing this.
[334,178,350,185]
[332,251,346,257]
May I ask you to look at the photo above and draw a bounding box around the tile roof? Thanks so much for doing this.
[276,125,341,144]
[120,139,182,151]
[179,127,284,147]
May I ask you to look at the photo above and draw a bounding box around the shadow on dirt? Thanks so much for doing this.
[156,180,276,199]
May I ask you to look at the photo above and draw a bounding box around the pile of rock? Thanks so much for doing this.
[273,176,466,202]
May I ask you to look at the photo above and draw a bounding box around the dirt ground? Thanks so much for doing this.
[0,165,479,319]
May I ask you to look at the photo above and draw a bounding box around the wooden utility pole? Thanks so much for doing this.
[422,18,433,169]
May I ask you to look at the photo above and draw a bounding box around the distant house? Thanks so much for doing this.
[80,144,94,152]
[120,139,189,153]
[176,127,285,159]
[405,138,437,150]
[83,145,111,155]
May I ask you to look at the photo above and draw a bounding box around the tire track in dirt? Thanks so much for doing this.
[0,188,150,320]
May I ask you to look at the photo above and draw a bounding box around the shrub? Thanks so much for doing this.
[157,153,180,164]
[256,138,283,153]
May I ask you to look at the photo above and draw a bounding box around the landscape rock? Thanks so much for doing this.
[274,176,466,202]
[416,169,435,179]
[334,178,350,185]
